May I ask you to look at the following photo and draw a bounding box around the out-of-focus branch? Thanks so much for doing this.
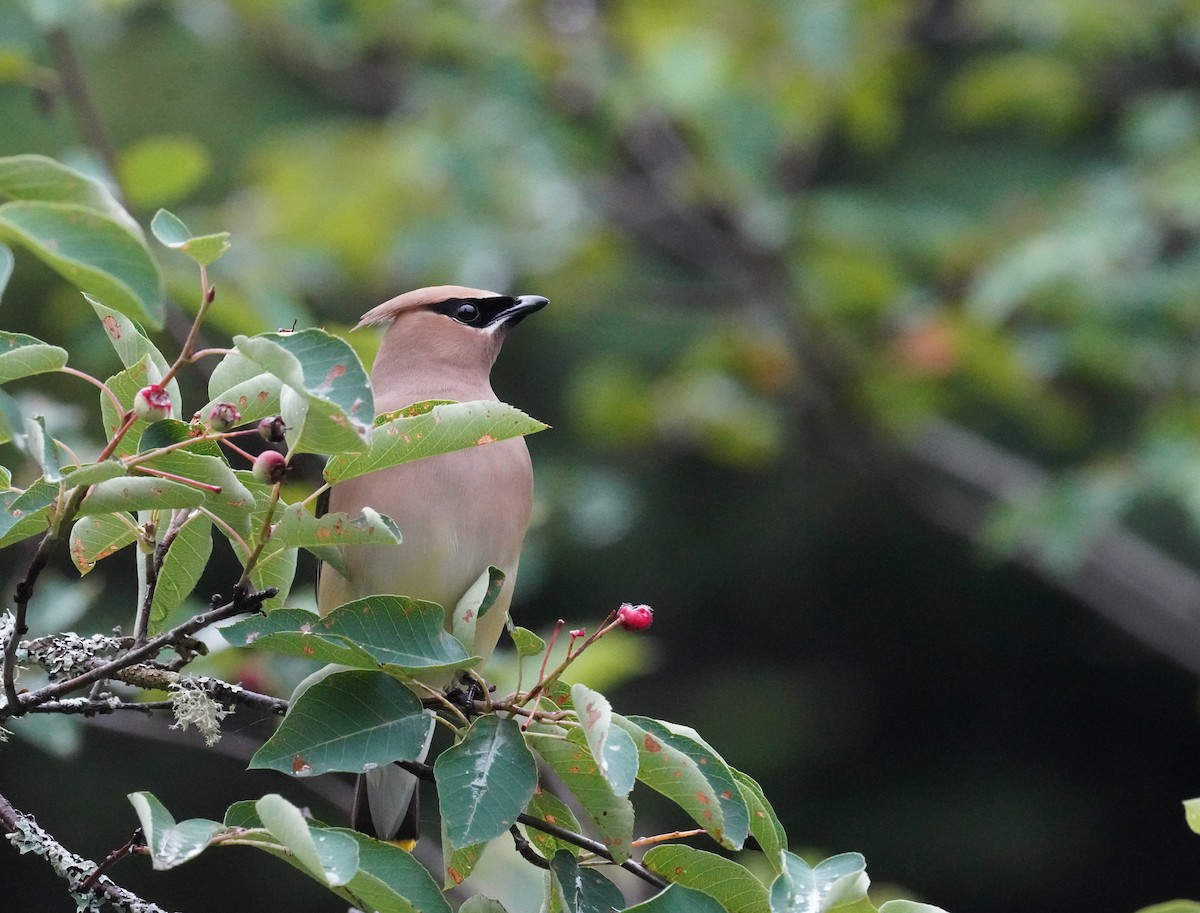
[605,111,1200,675]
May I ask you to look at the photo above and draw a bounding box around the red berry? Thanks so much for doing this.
[258,416,287,443]
[616,603,654,631]
[133,384,172,422]
[208,402,241,432]
[252,450,288,484]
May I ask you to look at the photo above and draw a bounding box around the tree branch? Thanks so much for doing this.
[0,789,174,913]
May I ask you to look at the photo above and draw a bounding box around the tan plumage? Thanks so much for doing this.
[317,285,547,842]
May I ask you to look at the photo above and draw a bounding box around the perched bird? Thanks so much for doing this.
[317,285,547,845]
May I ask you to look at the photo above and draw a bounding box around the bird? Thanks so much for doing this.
[316,284,548,846]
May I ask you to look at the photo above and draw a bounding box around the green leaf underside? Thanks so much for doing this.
[435,715,539,849]
[127,791,221,871]
[251,670,433,777]
[0,479,58,548]
[529,728,635,864]
[150,209,230,265]
[617,715,750,850]
[255,794,358,887]
[77,476,206,515]
[571,684,638,798]
[441,820,485,890]
[770,852,870,913]
[233,329,373,454]
[509,625,545,657]
[69,511,138,574]
[644,844,771,913]
[221,597,476,677]
[88,296,179,409]
[323,400,548,483]
[275,502,401,550]
[149,512,212,634]
[331,826,451,913]
[732,768,787,874]
[0,244,10,301]
[0,331,68,384]
[24,415,64,482]
[451,565,505,656]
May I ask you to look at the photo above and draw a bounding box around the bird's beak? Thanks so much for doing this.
[496,295,549,327]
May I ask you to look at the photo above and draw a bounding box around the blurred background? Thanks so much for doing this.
[3,0,1200,910]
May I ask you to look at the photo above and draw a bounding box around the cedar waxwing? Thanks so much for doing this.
[317,285,547,845]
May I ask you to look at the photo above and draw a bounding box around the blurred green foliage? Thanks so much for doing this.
[5,0,1200,911]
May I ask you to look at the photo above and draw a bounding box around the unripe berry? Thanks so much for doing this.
[133,384,171,422]
[258,416,287,443]
[208,402,241,432]
[616,603,654,631]
[252,450,288,484]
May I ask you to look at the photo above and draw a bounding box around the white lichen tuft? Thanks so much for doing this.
[168,680,231,747]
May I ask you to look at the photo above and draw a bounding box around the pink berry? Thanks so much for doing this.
[133,384,171,422]
[616,603,654,631]
[258,416,287,443]
[252,450,288,484]
[208,402,241,432]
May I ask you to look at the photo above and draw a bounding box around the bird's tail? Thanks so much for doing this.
[353,718,435,848]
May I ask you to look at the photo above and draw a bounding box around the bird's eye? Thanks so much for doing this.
[454,303,480,324]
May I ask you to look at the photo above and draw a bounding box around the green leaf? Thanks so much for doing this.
[509,625,545,658]
[435,715,538,849]
[0,387,21,445]
[69,511,138,574]
[548,849,625,913]
[523,786,583,859]
[530,727,635,863]
[127,791,221,871]
[625,884,728,913]
[274,502,401,551]
[250,670,434,777]
[205,351,284,428]
[616,716,750,850]
[61,459,128,489]
[150,208,230,266]
[234,329,373,454]
[134,441,256,540]
[1133,903,1200,913]
[324,400,547,483]
[644,845,770,913]
[769,852,869,913]
[77,476,206,516]
[1185,797,1200,835]
[0,154,139,229]
[0,479,58,547]
[0,243,12,302]
[878,903,950,913]
[0,201,162,327]
[732,769,787,874]
[222,596,476,678]
[224,470,295,608]
[255,793,357,886]
[452,566,505,655]
[461,898,509,913]
[99,357,154,458]
[571,684,637,798]
[442,819,485,890]
[89,296,180,411]
[327,827,452,913]
[149,512,212,634]
[119,137,211,210]
[0,331,67,383]
[22,415,64,482]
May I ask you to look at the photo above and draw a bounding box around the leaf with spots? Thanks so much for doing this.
[234,329,373,455]
[323,400,548,484]
[451,566,505,656]
[250,670,434,778]
[613,715,749,850]
[70,512,138,574]
[528,726,635,864]
[644,844,770,913]
[0,479,58,548]
[570,683,638,798]
[435,715,538,850]
[522,786,582,859]
[731,768,787,875]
